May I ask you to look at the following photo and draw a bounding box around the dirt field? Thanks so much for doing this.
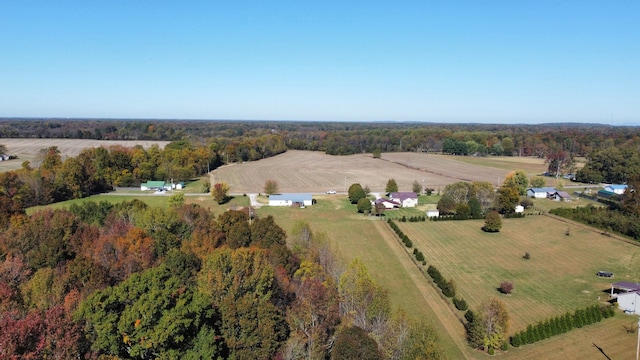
[0,138,170,172]
[211,150,525,194]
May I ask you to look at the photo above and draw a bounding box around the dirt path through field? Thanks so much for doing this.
[373,220,474,359]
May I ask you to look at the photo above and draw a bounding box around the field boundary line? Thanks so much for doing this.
[378,157,497,185]
[542,213,640,248]
[374,220,473,359]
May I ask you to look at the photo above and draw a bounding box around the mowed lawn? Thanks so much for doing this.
[397,216,640,333]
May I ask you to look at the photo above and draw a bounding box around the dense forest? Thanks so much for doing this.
[0,200,442,359]
[2,118,640,159]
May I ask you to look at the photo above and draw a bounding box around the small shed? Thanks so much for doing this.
[268,193,313,207]
[426,209,440,218]
[174,182,186,190]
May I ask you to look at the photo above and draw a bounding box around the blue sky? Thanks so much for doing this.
[1,1,638,124]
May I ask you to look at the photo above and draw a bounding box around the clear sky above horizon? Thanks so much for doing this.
[1,1,638,124]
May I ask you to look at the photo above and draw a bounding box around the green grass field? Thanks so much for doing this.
[257,196,431,315]
[397,216,640,333]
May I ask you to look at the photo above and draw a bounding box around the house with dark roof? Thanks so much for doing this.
[374,198,401,209]
[268,193,313,207]
[551,191,572,202]
[389,192,418,207]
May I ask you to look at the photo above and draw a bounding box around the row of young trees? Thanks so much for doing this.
[0,198,444,359]
[510,305,615,347]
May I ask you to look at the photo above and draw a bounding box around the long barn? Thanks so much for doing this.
[268,193,313,207]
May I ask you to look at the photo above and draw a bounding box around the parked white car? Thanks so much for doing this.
[326,190,337,194]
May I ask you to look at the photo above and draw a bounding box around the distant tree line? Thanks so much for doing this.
[3,119,640,159]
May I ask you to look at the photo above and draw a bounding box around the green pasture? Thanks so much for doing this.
[397,216,640,333]
[257,197,439,318]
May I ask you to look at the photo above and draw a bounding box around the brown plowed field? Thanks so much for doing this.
[0,138,170,172]
[211,150,519,193]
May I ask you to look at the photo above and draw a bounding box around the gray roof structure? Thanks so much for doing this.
[269,193,312,202]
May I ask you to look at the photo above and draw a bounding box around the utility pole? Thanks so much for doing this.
[636,317,640,360]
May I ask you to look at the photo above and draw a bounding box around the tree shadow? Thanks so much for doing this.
[592,343,612,360]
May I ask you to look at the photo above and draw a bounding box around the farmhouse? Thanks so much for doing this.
[374,198,401,209]
[551,191,572,202]
[604,184,628,195]
[268,193,313,207]
[389,192,418,207]
[527,187,556,199]
[141,181,169,191]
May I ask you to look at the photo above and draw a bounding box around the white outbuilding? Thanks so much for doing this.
[268,193,313,207]
[617,291,640,315]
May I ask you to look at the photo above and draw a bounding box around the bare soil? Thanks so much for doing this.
[211,150,518,194]
[0,138,170,172]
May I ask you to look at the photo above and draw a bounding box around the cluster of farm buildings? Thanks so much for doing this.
[527,184,628,201]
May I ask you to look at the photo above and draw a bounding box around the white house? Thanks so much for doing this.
[268,193,313,207]
[604,184,628,195]
[374,198,401,209]
[389,192,418,208]
[527,187,556,199]
[617,292,640,315]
